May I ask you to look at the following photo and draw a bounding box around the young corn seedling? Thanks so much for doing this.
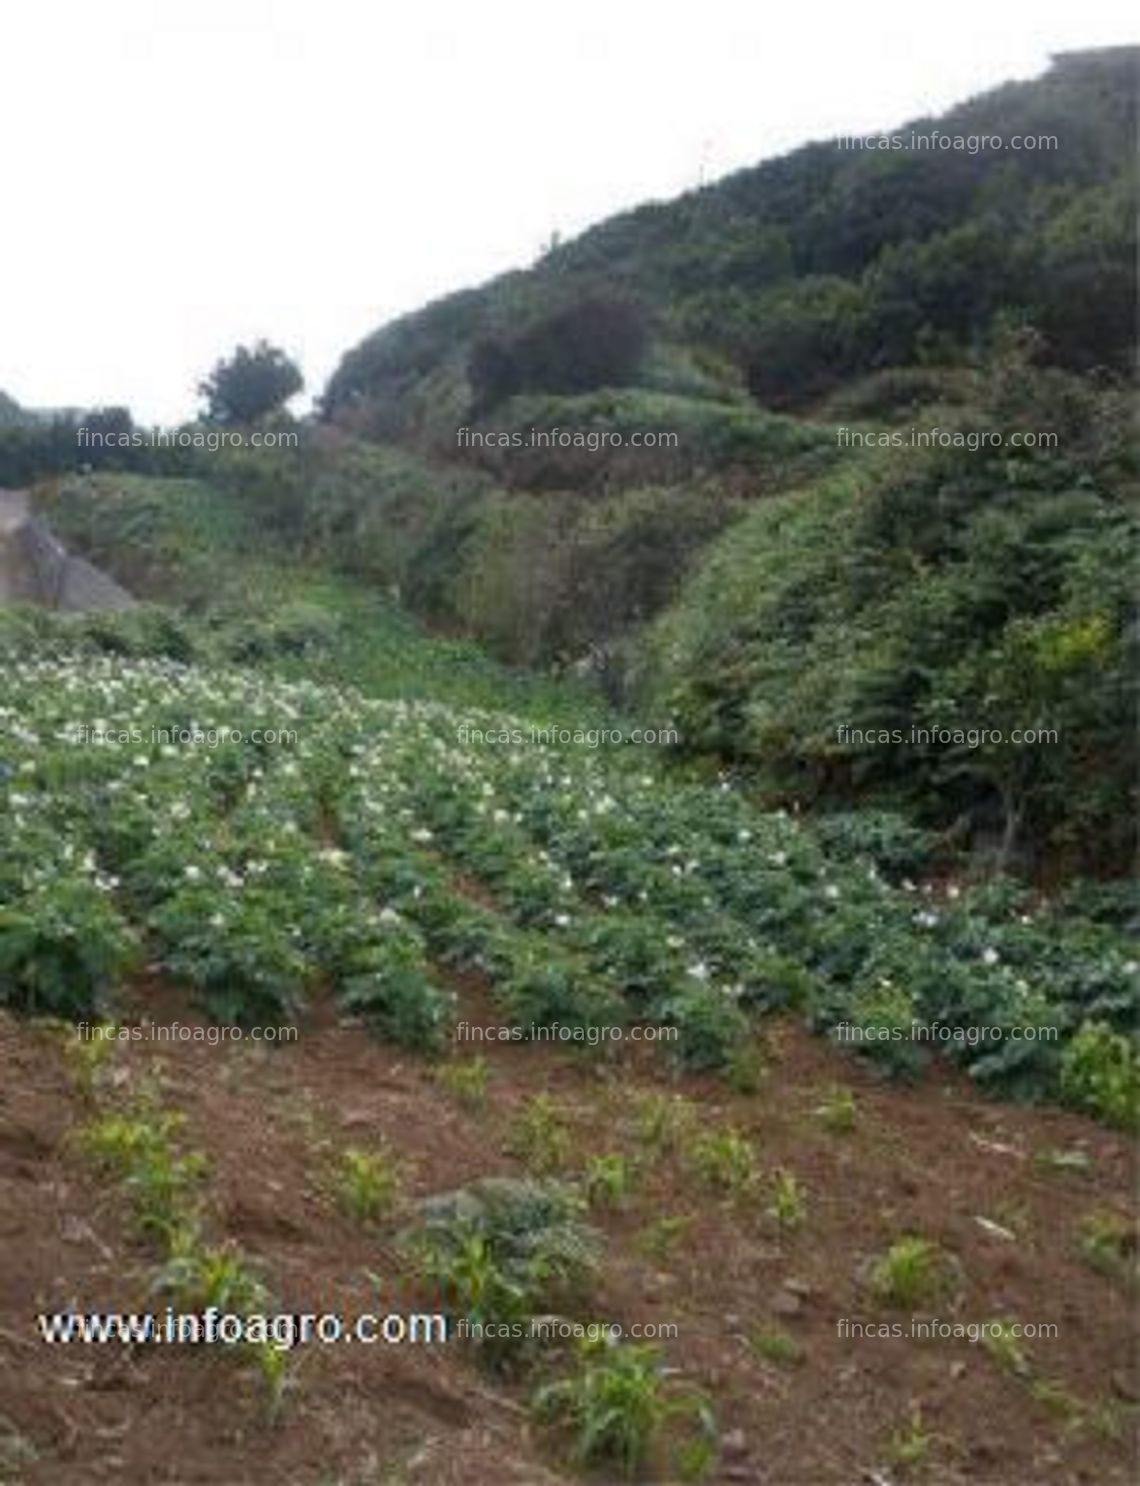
[336,1147,399,1223]
[884,1407,934,1473]
[583,1153,634,1210]
[532,1336,716,1481]
[79,1107,206,1245]
[749,1328,804,1367]
[636,1214,692,1262]
[62,1022,122,1103]
[507,1095,571,1174]
[868,1236,957,1310]
[686,1127,758,1197]
[631,1092,697,1158]
[435,1055,490,1113]
[980,1318,1033,1379]
[1077,1208,1136,1283]
[767,1169,807,1231]
[813,1085,857,1133]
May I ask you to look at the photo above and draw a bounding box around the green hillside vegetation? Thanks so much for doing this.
[323,48,1135,433]
[312,47,1136,876]
[9,48,1137,876]
[642,352,1137,876]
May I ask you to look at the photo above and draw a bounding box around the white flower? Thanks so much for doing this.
[982,947,1000,966]
[946,884,961,900]
[769,850,788,867]
[824,884,840,901]
[378,907,401,925]
[184,865,202,883]
[410,828,434,843]
[554,913,570,928]
[687,961,710,982]
[738,829,752,843]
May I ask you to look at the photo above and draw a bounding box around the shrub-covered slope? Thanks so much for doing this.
[323,48,1136,436]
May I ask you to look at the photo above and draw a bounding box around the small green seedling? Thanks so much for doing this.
[583,1153,634,1209]
[869,1237,955,1309]
[336,1147,399,1222]
[532,1336,715,1480]
[631,1093,697,1155]
[636,1214,692,1261]
[767,1169,807,1230]
[1078,1208,1135,1281]
[687,1127,757,1196]
[749,1328,804,1366]
[507,1094,571,1173]
[63,1021,122,1101]
[435,1055,490,1112]
[814,1085,857,1133]
[884,1407,933,1472]
[980,1318,1032,1378]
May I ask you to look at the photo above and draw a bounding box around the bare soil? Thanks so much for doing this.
[0,979,1135,1486]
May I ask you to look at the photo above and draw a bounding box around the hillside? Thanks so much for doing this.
[265,50,1126,877]
[4,52,1133,881]
[3,22,1138,1486]
[1,512,1137,1480]
[323,48,1136,436]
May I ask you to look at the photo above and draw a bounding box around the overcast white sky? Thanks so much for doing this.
[1,0,1133,424]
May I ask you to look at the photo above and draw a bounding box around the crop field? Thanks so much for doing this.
[1,640,1137,1483]
[3,648,1137,1098]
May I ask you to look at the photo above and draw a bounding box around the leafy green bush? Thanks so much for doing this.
[151,890,308,1028]
[656,987,750,1072]
[1060,1022,1140,1131]
[0,883,138,1019]
[811,810,941,882]
[411,1177,598,1371]
[645,372,1137,877]
[339,963,455,1053]
[469,295,649,409]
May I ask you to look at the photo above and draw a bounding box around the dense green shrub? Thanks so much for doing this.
[0,883,138,1019]
[1059,1021,1140,1131]
[469,295,649,409]
[644,369,1138,875]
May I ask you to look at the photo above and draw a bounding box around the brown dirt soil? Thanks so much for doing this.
[0,982,1136,1486]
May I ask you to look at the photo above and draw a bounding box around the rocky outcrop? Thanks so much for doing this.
[0,490,134,611]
